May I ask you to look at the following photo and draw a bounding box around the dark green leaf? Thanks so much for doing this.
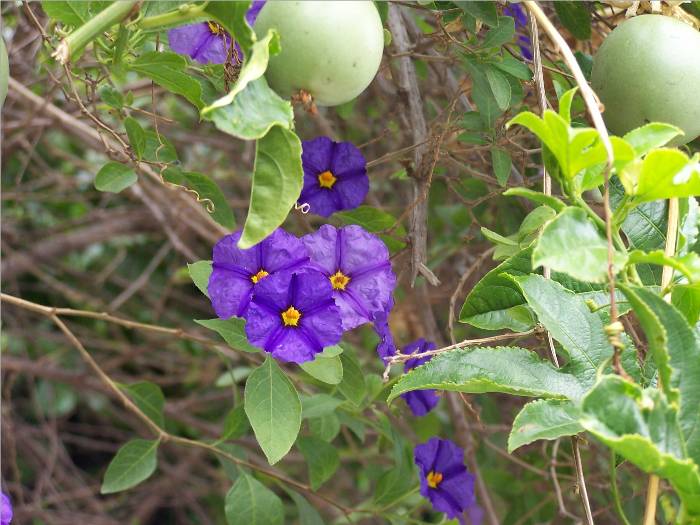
[101,439,159,494]
[296,436,340,490]
[337,351,366,407]
[308,413,341,442]
[485,66,511,111]
[482,16,515,48]
[42,1,90,26]
[493,54,532,80]
[130,52,203,109]
[195,318,259,353]
[553,1,591,40]
[222,406,250,441]
[124,117,145,160]
[457,1,498,26]
[286,490,325,525]
[120,382,165,428]
[94,161,137,193]
[300,394,343,419]
[508,400,583,452]
[491,147,512,186]
[225,474,284,525]
[162,168,236,229]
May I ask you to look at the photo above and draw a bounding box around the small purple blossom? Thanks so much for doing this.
[414,438,476,525]
[208,229,310,319]
[168,1,266,64]
[517,35,534,60]
[245,270,343,363]
[372,309,397,363]
[503,3,527,28]
[299,137,369,217]
[302,225,396,331]
[1,492,12,525]
[401,339,439,417]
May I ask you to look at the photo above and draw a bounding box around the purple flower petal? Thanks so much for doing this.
[245,270,342,364]
[414,438,476,522]
[302,225,396,330]
[504,3,528,28]
[168,22,231,64]
[373,309,397,363]
[299,137,369,217]
[246,0,266,25]
[1,492,12,525]
[208,229,309,319]
[400,339,439,416]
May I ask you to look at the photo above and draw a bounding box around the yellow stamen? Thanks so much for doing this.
[281,306,302,327]
[207,21,225,35]
[426,471,443,489]
[251,269,269,284]
[318,170,337,189]
[329,270,351,291]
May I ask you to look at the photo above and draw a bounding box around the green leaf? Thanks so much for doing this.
[484,66,511,111]
[619,285,700,464]
[337,351,366,407]
[130,52,203,109]
[309,413,341,442]
[163,168,236,229]
[195,318,259,353]
[533,207,627,283]
[491,147,512,186]
[94,161,137,193]
[621,149,700,202]
[503,188,566,212]
[388,346,584,403]
[335,205,406,252]
[508,399,583,452]
[300,346,344,385]
[493,54,532,81]
[222,405,250,441]
[627,250,700,283]
[672,283,700,325]
[623,123,683,157]
[143,130,178,163]
[99,85,124,109]
[553,1,591,40]
[124,117,145,160]
[459,247,536,331]
[204,0,256,57]
[225,474,284,525]
[101,439,159,494]
[513,274,612,387]
[458,1,499,26]
[286,490,324,525]
[202,29,280,114]
[468,63,502,127]
[244,357,301,464]
[187,260,212,297]
[239,126,303,249]
[42,1,90,26]
[296,436,340,491]
[300,394,344,419]
[482,16,515,48]
[120,382,165,428]
[580,376,700,517]
[205,77,294,140]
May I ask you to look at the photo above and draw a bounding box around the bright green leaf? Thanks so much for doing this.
[124,117,146,160]
[222,405,250,441]
[503,188,566,212]
[94,161,137,193]
[300,346,344,385]
[101,439,159,494]
[300,394,343,419]
[195,318,259,353]
[130,52,203,109]
[508,399,583,452]
[337,351,366,407]
[120,382,165,428]
[672,283,700,325]
[553,1,591,40]
[458,1,499,26]
[163,168,236,229]
[623,122,683,157]
[621,149,700,202]
[627,250,700,283]
[225,474,284,525]
[204,1,256,57]
[187,260,212,297]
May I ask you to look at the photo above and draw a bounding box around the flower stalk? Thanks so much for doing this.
[138,3,208,31]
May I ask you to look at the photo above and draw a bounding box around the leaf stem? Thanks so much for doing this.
[610,452,632,525]
[138,3,208,30]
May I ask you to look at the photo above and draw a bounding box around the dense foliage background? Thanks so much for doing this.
[2,1,700,524]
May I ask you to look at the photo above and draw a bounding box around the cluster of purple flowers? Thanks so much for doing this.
[208,224,396,364]
[503,3,533,60]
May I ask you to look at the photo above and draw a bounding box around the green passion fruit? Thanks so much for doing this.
[591,15,700,146]
[254,1,384,107]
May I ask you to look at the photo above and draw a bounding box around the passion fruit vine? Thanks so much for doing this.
[591,14,700,146]
[254,1,384,107]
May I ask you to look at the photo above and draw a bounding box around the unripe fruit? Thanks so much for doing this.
[255,1,384,107]
[591,15,700,146]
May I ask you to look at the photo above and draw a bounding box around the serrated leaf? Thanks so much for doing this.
[336,351,366,407]
[296,436,340,491]
[225,474,284,525]
[627,250,700,283]
[101,439,159,494]
[94,161,137,193]
[533,207,627,283]
[623,123,683,157]
[580,376,700,517]
[553,1,591,40]
[239,126,303,248]
[508,399,582,452]
[491,147,512,186]
[513,274,612,387]
[388,346,584,403]
[124,117,145,160]
[130,52,203,109]
[195,318,259,353]
[621,149,700,202]
[187,260,212,297]
[120,382,165,428]
[300,346,343,385]
[672,283,700,325]
[162,168,236,229]
[244,357,301,464]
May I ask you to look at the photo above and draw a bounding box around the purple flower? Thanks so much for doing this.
[245,270,343,363]
[302,225,396,331]
[414,438,476,525]
[208,229,310,319]
[373,309,397,363]
[401,339,440,416]
[299,137,369,217]
[503,3,527,28]
[517,35,533,61]
[168,1,266,64]
[1,492,12,525]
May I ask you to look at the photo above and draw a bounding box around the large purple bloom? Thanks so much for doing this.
[208,229,309,319]
[302,225,396,330]
[299,137,369,217]
[373,309,397,363]
[168,1,266,64]
[245,270,343,363]
[1,492,12,525]
[414,438,476,524]
[401,339,440,417]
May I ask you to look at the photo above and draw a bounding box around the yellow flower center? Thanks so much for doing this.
[426,471,443,489]
[329,270,351,291]
[281,306,302,327]
[318,170,337,189]
[207,21,226,35]
[251,269,269,284]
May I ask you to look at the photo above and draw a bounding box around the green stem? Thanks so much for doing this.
[610,452,632,525]
[56,0,140,63]
[138,3,208,30]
